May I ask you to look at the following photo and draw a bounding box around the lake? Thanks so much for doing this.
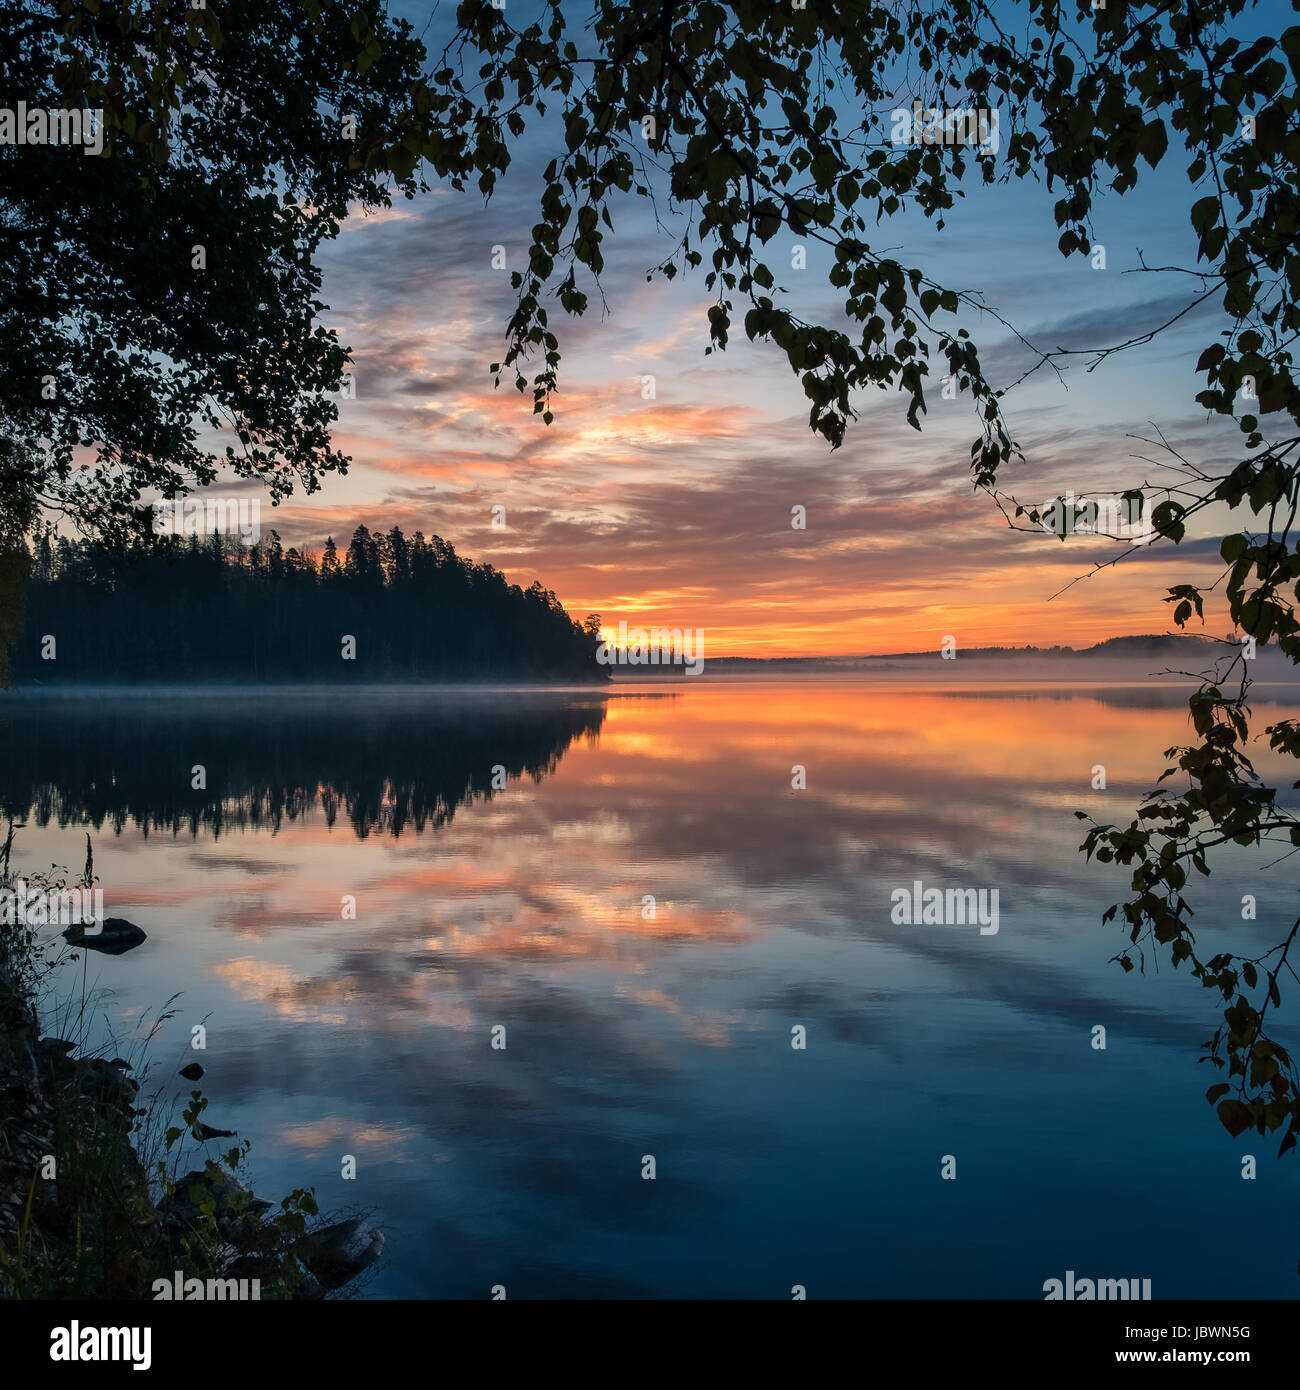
[2,679,1297,1298]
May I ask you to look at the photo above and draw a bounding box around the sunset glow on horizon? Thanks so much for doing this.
[220,9,1248,661]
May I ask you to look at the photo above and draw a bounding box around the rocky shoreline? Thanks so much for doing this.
[0,943,383,1300]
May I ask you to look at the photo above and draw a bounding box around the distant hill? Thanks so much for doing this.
[611,634,1298,680]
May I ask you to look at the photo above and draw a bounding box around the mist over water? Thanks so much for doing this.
[3,679,1297,1298]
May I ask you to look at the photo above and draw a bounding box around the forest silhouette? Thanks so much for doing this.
[10,523,607,685]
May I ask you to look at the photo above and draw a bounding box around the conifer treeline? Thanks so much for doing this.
[14,523,608,683]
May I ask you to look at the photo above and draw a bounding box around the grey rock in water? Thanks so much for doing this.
[62,917,147,955]
[297,1218,385,1290]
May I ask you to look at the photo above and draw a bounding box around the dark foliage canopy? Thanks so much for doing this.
[0,0,426,538]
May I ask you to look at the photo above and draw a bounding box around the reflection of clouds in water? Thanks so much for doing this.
[52,683,1298,1051]
[277,1118,423,1159]
[19,682,1300,1296]
[148,687,1257,1088]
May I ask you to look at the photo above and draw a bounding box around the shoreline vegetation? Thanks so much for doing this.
[0,839,382,1300]
[8,523,607,686]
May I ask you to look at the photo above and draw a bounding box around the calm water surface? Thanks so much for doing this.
[2,679,1297,1298]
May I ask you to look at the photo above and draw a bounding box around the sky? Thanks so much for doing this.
[256,1,1264,657]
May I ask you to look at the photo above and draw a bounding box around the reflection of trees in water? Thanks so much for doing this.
[0,695,607,839]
